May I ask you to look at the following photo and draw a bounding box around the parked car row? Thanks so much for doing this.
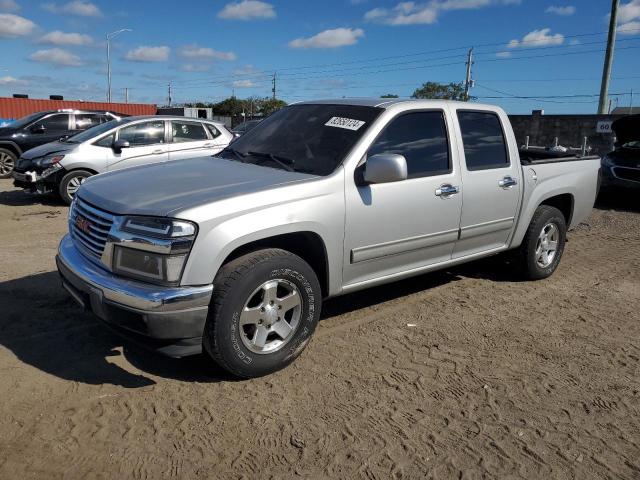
[6,110,233,203]
[0,109,120,179]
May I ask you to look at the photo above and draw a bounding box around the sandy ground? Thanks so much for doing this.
[0,177,638,480]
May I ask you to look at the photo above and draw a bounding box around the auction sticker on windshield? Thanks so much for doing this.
[325,117,366,131]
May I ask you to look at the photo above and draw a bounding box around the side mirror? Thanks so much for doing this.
[363,153,408,184]
[112,139,130,153]
[31,124,46,134]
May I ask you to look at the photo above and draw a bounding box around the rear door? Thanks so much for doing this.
[107,120,169,171]
[168,120,221,160]
[452,109,522,258]
[22,113,73,150]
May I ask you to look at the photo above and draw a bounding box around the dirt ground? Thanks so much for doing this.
[0,177,638,480]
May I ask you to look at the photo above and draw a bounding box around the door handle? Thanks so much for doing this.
[152,149,165,154]
[435,184,460,197]
[203,143,214,147]
[499,176,518,188]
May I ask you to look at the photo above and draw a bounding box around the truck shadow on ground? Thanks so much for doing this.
[1,259,518,387]
[0,188,64,207]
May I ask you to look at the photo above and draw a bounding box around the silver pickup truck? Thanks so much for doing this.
[56,99,600,378]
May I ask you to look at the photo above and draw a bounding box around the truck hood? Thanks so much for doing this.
[77,156,317,217]
[20,141,77,160]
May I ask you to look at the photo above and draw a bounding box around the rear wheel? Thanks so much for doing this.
[0,148,17,178]
[59,170,93,205]
[203,248,321,378]
[514,205,567,280]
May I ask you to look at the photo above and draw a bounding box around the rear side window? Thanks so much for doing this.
[368,111,450,179]
[38,114,69,131]
[205,124,221,138]
[457,111,509,170]
[74,114,104,130]
[171,121,208,143]
[118,121,165,146]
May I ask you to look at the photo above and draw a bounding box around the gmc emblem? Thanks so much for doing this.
[75,215,92,235]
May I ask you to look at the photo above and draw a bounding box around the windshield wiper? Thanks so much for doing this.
[247,151,295,172]
[219,146,247,161]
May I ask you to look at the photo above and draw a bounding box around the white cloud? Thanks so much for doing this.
[180,63,211,72]
[29,48,83,66]
[616,0,640,35]
[0,13,35,37]
[39,30,93,46]
[233,64,259,75]
[289,27,364,49]
[179,44,236,60]
[496,51,511,58]
[0,75,25,85]
[619,20,640,35]
[0,0,20,11]
[618,0,640,23]
[42,1,101,16]
[124,46,170,62]
[218,0,275,20]
[546,5,575,16]
[364,0,519,25]
[508,28,564,48]
[232,79,255,88]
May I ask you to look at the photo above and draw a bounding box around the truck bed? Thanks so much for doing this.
[519,149,600,165]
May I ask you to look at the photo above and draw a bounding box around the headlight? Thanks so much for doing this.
[121,216,196,238]
[35,154,64,168]
[112,216,197,285]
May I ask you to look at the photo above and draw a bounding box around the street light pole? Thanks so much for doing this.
[598,0,619,114]
[106,28,132,103]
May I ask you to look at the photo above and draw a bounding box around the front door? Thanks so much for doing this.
[343,109,463,287]
[451,109,522,258]
[23,113,72,150]
[108,120,169,171]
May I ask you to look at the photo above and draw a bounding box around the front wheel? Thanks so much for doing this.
[59,170,93,205]
[203,248,322,378]
[0,148,17,178]
[514,205,567,280]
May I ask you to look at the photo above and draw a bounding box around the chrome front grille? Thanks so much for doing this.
[70,197,115,259]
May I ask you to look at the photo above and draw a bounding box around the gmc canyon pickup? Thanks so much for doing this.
[56,99,600,378]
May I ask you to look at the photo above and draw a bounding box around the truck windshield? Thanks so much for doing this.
[218,104,382,176]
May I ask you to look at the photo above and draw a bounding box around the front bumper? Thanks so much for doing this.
[56,234,213,357]
[12,166,65,193]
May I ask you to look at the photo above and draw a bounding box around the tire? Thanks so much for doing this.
[203,248,322,378]
[514,205,567,280]
[59,170,93,205]
[0,148,17,179]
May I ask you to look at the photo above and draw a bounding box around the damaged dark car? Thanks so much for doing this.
[601,114,640,191]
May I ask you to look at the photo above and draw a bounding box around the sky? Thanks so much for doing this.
[0,0,639,114]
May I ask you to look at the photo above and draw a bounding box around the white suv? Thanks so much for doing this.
[12,115,233,204]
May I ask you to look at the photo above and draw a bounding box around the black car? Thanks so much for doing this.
[0,109,121,178]
[231,119,262,136]
[601,114,640,190]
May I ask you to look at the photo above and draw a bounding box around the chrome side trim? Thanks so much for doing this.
[57,234,212,312]
[459,217,514,240]
[351,228,459,263]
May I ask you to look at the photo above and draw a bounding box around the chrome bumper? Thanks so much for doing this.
[56,234,213,356]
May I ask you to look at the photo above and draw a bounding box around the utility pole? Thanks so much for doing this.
[598,0,619,114]
[272,72,277,100]
[124,87,129,104]
[464,48,474,101]
[167,82,172,107]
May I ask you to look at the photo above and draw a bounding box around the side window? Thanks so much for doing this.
[171,121,208,143]
[457,111,509,170]
[118,121,165,146]
[205,124,221,139]
[368,111,450,179]
[74,114,102,130]
[94,133,115,148]
[38,114,69,131]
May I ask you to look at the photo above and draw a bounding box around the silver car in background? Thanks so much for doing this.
[12,116,233,204]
